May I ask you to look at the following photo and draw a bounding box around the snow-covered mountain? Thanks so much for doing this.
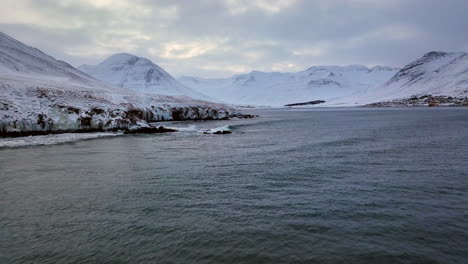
[179,65,399,106]
[79,53,209,100]
[386,51,468,96]
[327,51,468,106]
[0,32,235,136]
[364,52,468,102]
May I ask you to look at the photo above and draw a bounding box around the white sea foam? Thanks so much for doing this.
[207,125,232,133]
[0,132,122,148]
[168,125,199,133]
[163,124,233,134]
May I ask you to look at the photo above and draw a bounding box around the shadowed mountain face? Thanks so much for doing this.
[384,51,468,95]
[79,53,210,100]
[0,32,108,88]
[348,51,468,105]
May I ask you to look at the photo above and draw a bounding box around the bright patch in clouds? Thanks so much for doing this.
[81,0,116,8]
[271,62,302,72]
[155,39,228,59]
[226,0,296,14]
[292,46,327,57]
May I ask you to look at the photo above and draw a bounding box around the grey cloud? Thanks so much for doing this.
[1,0,468,78]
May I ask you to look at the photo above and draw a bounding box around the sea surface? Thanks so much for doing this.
[1,108,467,264]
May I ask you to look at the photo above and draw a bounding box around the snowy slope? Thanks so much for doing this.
[79,53,209,100]
[0,32,235,136]
[385,52,468,97]
[0,32,107,87]
[179,65,399,106]
[328,51,468,106]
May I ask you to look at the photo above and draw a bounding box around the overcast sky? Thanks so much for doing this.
[1,0,468,78]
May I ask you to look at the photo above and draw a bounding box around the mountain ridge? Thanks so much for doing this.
[179,64,399,106]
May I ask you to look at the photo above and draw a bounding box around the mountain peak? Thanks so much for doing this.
[79,53,209,100]
[101,53,142,66]
[420,51,468,62]
[422,51,447,59]
[110,52,137,58]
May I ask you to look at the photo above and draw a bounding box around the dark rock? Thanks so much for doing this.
[0,128,105,138]
[126,109,144,119]
[57,105,81,114]
[232,114,257,119]
[308,79,340,87]
[80,116,92,126]
[212,130,232,134]
[124,126,178,134]
[285,100,326,107]
[37,113,46,128]
[90,108,105,115]
[171,107,185,120]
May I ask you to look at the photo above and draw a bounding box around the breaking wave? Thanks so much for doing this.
[164,124,234,134]
[166,125,199,133]
[0,132,122,148]
[206,125,232,133]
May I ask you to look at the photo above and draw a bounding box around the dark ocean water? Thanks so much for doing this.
[1,108,468,264]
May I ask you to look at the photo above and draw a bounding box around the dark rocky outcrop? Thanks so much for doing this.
[203,130,232,135]
[213,130,232,134]
[285,100,326,107]
[1,128,110,138]
[231,114,258,119]
[124,126,177,134]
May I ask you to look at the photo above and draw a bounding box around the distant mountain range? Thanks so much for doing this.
[179,52,468,106]
[179,65,400,106]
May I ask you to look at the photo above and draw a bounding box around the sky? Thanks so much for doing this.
[1,0,468,78]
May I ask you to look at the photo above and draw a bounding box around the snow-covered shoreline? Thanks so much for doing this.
[0,77,238,137]
[0,32,240,138]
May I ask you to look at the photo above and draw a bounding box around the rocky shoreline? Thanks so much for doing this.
[364,95,468,107]
[0,83,244,138]
[0,111,256,138]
